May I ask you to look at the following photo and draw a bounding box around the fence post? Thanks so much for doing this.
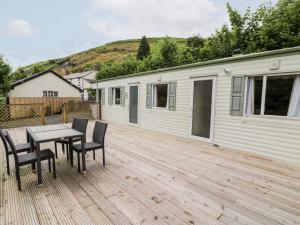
[40,106,46,125]
[97,103,101,120]
[63,103,68,123]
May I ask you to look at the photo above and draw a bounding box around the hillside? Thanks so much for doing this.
[18,37,186,77]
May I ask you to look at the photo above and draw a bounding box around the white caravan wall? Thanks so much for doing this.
[95,52,300,164]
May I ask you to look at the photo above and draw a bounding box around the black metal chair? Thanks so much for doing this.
[54,118,88,159]
[0,129,33,175]
[4,131,56,191]
[72,121,107,171]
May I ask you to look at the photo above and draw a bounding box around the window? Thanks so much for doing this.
[253,77,263,115]
[265,76,294,116]
[43,91,47,97]
[48,91,53,97]
[114,87,121,105]
[245,75,299,117]
[54,91,58,97]
[153,84,168,108]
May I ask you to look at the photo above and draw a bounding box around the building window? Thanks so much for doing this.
[43,91,47,97]
[114,87,121,105]
[54,91,58,97]
[48,91,53,97]
[153,84,168,108]
[245,75,300,117]
[253,77,263,115]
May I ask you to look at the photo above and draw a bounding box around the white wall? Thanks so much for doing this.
[68,77,92,100]
[94,51,300,164]
[9,72,82,97]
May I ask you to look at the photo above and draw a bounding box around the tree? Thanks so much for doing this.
[11,68,27,81]
[187,35,205,48]
[136,36,150,60]
[0,56,12,96]
[160,38,178,67]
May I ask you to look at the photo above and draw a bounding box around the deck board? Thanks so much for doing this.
[1,121,300,225]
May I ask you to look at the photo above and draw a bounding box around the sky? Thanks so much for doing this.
[0,0,277,69]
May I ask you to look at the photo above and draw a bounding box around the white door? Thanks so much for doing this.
[190,77,216,142]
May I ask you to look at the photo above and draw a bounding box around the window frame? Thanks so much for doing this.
[43,91,47,97]
[54,91,58,97]
[112,87,121,106]
[244,74,299,120]
[48,91,54,97]
[152,83,169,109]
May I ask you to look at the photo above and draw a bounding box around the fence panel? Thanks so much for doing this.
[0,104,44,128]
[0,101,101,128]
[63,102,101,123]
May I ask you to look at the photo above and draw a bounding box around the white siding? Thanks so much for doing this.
[9,72,82,98]
[95,52,300,164]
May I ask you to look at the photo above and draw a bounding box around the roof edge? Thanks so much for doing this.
[94,46,300,83]
[11,69,83,92]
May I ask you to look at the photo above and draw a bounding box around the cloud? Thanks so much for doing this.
[7,19,33,36]
[85,0,224,40]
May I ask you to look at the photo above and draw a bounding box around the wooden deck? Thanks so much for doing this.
[1,121,300,225]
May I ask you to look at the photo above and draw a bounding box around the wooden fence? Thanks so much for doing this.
[9,97,82,114]
[0,102,101,129]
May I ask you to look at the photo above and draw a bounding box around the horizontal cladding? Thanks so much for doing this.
[98,52,300,164]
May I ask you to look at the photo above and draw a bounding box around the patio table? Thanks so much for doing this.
[26,124,86,186]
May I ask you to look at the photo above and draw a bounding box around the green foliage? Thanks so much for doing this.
[0,56,11,96]
[86,87,96,101]
[187,35,205,48]
[32,65,43,74]
[136,36,151,60]
[159,38,178,67]
[11,68,27,81]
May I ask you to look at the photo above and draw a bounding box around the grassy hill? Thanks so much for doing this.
[18,37,186,77]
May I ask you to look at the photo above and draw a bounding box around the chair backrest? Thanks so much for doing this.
[92,121,108,145]
[3,131,19,163]
[72,118,88,141]
[0,129,10,155]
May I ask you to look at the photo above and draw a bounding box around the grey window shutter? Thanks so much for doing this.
[146,84,152,109]
[121,86,125,107]
[101,88,105,105]
[108,88,113,106]
[230,76,245,116]
[168,82,177,111]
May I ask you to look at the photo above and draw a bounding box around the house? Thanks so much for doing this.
[64,70,97,100]
[92,46,300,165]
[9,70,82,98]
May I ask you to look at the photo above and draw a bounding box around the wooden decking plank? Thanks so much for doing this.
[56,162,114,225]
[108,137,279,225]
[1,121,300,225]
[100,158,228,225]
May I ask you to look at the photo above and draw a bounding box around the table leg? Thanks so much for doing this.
[36,142,43,187]
[26,129,29,143]
[81,136,86,173]
[29,135,36,171]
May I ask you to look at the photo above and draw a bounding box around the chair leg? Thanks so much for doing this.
[55,142,58,159]
[62,143,65,154]
[102,146,105,166]
[52,157,56,179]
[93,150,95,160]
[77,153,81,173]
[6,154,10,175]
[66,144,69,161]
[48,158,51,172]
[16,167,21,191]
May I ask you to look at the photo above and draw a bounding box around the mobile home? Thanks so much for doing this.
[93,47,300,164]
